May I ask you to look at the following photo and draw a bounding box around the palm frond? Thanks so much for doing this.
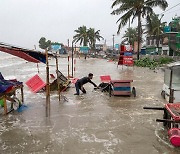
[146,0,168,10]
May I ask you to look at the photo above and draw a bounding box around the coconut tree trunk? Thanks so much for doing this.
[156,27,160,54]
[83,37,88,46]
[137,13,141,60]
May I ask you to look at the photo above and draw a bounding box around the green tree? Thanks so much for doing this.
[111,0,168,59]
[73,26,89,46]
[121,27,138,48]
[146,13,166,49]
[88,28,103,50]
[169,16,180,32]
[39,37,51,50]
[73,26,103,49]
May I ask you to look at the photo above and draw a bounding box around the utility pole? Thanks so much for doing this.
[67,39,70,51]
[67,39,70,78]
[72,41,74,78]
[113,35,115,51]
[129,18,131,45]
[68,39,69,47]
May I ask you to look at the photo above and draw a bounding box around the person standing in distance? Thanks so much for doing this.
[74,73,97,95]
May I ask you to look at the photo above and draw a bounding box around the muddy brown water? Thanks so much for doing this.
[0,53,180,153]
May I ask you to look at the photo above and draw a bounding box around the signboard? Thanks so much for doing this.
[123,56,134,65]
[164,26,171,33]
[115,44,119,50]
[125,45,132,51]
[120,45,132,52]
[118,45,134,66]
[80,46,89,54]
[124,52,132,56]
[51,44,61,51]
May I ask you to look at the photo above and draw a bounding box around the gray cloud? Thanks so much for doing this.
[0,0,179,49]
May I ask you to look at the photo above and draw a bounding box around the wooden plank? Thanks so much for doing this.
[113,91,131,96]
[113,83,131,87]
[111,80,133,83]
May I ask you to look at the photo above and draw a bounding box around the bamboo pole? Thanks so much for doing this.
[55,53,60,101]
[45,49,50,117]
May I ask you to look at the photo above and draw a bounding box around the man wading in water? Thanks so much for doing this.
[74,73,97,95]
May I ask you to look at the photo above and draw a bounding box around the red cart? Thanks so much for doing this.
[144,103,180,147]
[100,75,136,97]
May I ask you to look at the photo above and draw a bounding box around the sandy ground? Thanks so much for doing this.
[0,54,180,154]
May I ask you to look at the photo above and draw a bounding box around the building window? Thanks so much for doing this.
[151,39,154,45]
[154,39,156,45]
[146,40,149,45]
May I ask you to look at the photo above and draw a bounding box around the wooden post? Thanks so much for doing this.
[169,68,173,103]
[37,63,40,73]
[45,49,50,117]
[3,96,7,115]
[55,53,61,101]
[67,39,70,78]
[169,89,174,103]
[21,86,24,103]
[68,55,70,78]
[72,42,74,78]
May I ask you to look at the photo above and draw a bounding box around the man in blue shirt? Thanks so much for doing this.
[74,73,97,95]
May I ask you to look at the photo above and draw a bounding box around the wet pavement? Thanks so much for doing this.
[0,53,180,153]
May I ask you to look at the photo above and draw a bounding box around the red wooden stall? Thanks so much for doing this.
[118,45,134,66]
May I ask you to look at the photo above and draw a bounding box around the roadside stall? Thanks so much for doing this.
[0,42,48,114]
[161,61,180,102]
[0,73,24,114]
[117,45,134,67]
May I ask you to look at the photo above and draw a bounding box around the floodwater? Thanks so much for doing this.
[0,52,180,154]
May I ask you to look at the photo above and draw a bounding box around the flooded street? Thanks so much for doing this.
[0,52,180,154]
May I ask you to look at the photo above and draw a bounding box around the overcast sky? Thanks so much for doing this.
[0,0,179,50]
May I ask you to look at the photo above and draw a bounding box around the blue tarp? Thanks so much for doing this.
[0,72,22,94]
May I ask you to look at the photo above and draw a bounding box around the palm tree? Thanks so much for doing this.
[146,13,166,51]
[73,26,88,46]
[39,37,51,50]
[111,0,168,60]
[88,28,104,50]
[121,27,138,48]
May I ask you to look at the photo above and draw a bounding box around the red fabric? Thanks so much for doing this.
[0,47,40,63]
